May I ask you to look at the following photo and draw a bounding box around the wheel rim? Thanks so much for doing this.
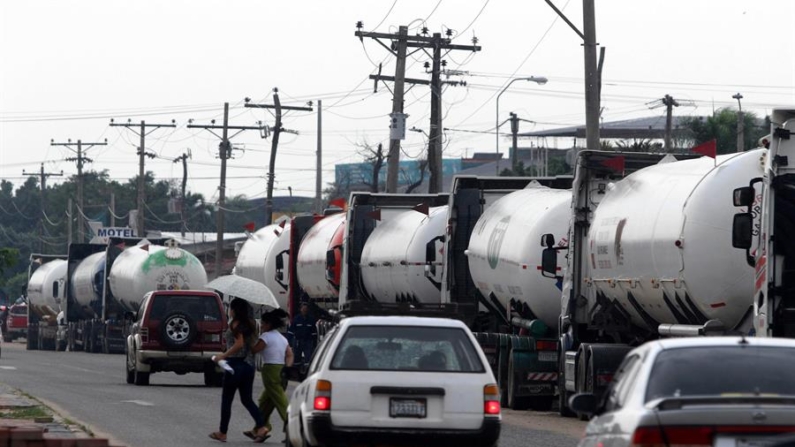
[165,317,190,342]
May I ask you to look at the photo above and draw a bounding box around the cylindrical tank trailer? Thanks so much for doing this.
[586,149,765,331]
[360,206,448,304]
[466,186,572,329]
[27,259,67,319]
[235,222,292,309]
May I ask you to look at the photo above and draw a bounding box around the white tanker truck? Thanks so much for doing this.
[541,149,764,415]
[235,221,292,309]
[731,109,795,339]
[25,256,68,350]
[62,238,208,353]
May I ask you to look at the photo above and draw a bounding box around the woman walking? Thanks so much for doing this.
[246,309,294,441]
[209,298,269,443]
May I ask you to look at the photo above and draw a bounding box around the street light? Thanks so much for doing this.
[496,76,548,175]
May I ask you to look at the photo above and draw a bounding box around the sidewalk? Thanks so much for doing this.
[0,382,121,447]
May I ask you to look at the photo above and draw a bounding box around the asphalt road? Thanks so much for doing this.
[0,341,585,447]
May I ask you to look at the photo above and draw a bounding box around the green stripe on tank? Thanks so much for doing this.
[142,248,188,273]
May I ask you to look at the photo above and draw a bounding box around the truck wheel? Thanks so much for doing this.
[160,312,196,350]
[507,354,530,411]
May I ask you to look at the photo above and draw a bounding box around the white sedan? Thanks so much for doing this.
[570,337,795,447]
[285,316,501,447]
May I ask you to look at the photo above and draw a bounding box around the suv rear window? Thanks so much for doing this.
[10,306,27,316]
[645,345,795,402]
[148,295,222,322]
[330,325,485,373]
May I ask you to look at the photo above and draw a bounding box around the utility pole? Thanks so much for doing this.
[509,113,520,172]
[733,93,744,153]
[544,0,604,154]
[245,91,312,225]
[357,23,478,192]
[22,163,63,253]
[312,100,323,213]
[110,192,115,227]
[110,119,176,237]
[67,198,73,247]
[51,138,107,243]
[173,151,191,237]
[188,103,268,278]
[662,94,680,152]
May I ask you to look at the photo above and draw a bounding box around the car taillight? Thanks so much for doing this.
[483,384,500,416]
[140,327,149,343]
[631,426,712,447]
[535,340,558,351]
[314,380,332,411]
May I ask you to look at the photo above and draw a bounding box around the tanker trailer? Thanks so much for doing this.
[359,206,448,304]
[67,239,208,354]
[338,192,450,314]
[540,149,762,415]
[465,186,572,410]
[295,212,346,311]
[234,221,291,309]
[25,258,67,351]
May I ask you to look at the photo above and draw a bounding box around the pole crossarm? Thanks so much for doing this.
[543,0,585,40]
[244,103,314,112]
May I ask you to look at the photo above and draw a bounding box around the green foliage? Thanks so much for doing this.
[0,170,287,291]
[681,109,768,154]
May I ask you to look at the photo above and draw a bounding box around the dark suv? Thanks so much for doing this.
[125,290,226,386]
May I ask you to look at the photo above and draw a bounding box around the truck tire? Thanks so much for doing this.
[160,312,196,351]
[507,353,530,411]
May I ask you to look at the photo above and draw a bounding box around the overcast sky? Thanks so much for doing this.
[2,0,794,208]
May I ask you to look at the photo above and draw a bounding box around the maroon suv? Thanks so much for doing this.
[125,290,227,386]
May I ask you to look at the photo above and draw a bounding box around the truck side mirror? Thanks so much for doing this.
[541,248,558,277]
[732,213,753,249]
[733,186,754,207]
[540,233,555,248]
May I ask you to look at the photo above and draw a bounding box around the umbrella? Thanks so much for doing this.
[205,275,279,309]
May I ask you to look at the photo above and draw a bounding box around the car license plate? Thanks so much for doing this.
[538,351,558,362]
[716,435,776,447]
[389,398,426,418]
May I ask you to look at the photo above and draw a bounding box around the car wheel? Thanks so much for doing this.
[299,420,313,447]
[126,350,135,384]
[159,311,196,350]
[133,358,150,386]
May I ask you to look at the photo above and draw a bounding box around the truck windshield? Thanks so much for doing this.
[330,325,485,373]
[149,295,222,322]
[645,345,795,402]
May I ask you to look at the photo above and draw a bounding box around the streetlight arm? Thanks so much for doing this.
[496,76,548,172]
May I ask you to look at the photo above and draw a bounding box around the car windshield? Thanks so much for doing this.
[148,295,222,322]
[330,325,485,373]
[645,345,795,402]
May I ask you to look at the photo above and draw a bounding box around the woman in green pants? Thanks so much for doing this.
[247,309,293,441]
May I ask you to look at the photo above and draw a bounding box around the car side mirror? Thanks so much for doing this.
[568,393,598,418]
[733,186,754,207]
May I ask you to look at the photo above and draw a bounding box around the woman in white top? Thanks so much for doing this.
[246,309,293,441]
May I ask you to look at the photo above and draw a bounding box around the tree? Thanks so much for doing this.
[681,109,768,154]
[357,141,388,193]
[0,248,17,276]
[402,158,428,194]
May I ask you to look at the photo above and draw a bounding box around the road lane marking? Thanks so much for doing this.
[0,366,17,370]
[121,400,155,406]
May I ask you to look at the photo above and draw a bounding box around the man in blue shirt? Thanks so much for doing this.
[288,302,317,366]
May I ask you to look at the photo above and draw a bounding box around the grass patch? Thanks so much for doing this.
[0,406,50,419]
